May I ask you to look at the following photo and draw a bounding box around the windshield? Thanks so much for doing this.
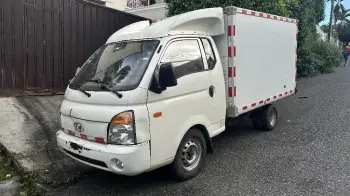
[70,40,159,91]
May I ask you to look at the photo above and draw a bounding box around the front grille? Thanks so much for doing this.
[63,149,108,168]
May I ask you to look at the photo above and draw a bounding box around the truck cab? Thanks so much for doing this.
[57,8,227,180]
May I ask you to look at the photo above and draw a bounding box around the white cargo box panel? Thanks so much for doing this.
[222,6,298,117]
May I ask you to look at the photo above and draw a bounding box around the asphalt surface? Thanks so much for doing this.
[52,64,350,196]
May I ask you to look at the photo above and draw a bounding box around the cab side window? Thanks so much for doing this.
[201,38,216,70]
[160,39,204,79]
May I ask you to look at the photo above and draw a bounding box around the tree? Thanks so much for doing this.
[321,24,330,33]
[334,1,345,24]
[328,0,335,41]
[336,7,350,24]
[328,0,346,41]
[336,23,350,46]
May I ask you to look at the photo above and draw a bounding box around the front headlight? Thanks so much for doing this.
[108,111,136,145]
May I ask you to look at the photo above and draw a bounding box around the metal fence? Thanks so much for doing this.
[0,0,146,92]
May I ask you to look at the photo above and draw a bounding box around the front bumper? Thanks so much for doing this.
[56,130,151,176]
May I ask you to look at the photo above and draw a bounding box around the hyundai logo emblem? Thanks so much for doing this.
[73,122,84,132]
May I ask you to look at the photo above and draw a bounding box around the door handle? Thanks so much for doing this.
[209,85,214,97]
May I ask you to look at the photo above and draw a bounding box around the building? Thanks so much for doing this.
[87,0,168,21]
[84,0,125,10]
[124,0,167,21]
[316,25,340,47]
[105,0,128,10]
[125,2,167,21]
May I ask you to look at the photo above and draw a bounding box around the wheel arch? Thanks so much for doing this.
[173,116,213,159]
[189,124,213,154]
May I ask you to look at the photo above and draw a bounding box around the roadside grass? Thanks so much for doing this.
[20,173,46,196]
[0,149,17,181]
[0,149,45,196]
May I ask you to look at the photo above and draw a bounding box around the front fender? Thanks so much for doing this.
[172,114,211,157]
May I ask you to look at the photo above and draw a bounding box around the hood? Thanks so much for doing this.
[61,87,147,122]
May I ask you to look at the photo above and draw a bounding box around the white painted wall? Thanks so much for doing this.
[316,25,340,47]
[316,25,327,41]
[105,0,127,10]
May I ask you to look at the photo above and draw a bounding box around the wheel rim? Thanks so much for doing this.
[181,138,202,171]
[269,109,277,126]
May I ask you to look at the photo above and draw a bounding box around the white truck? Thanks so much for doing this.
[56,6,298,180]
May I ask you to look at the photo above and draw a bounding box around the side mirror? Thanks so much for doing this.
[207,55,216,69]
[75,67,81,75]
[159,63,177,89]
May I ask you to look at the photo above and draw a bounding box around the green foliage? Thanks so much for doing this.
[298,40,342,76]
[315,0,327,23]
[336,23,350,46]
[0,150,17,181]
[20,173,46,196]
[333,1,350,46]
[334,0,346,23]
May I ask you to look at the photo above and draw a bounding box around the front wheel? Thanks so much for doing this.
[171,128,207,181]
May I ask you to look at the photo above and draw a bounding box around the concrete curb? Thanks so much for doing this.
[0,179,21,196]
[0,96,91,187]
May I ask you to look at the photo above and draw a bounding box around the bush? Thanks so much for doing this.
[297,40,342,77]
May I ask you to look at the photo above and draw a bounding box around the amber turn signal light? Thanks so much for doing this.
[111,112,133,125]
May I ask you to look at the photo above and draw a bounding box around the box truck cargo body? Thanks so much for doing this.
[56,7,298,180]
[218,7,297,117]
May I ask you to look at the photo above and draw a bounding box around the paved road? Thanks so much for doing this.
[52,65,350,196]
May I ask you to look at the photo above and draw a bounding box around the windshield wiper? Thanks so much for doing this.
[69,83,91,97]
[79,89,91,97]
[87,79,103,84]
[100,84,123,98]
[87,79,123,98]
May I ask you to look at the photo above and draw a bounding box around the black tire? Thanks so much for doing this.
[250,110,263,129]
[251,114,263,129]
[171,128,207,181]
[260,105,278,131]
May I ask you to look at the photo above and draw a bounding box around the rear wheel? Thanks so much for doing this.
[251,111,263,129]
[171,128,206,181]
[260,105,278,131]
[251,105,278,131]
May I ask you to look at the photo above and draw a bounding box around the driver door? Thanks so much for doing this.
[147,38,213,166]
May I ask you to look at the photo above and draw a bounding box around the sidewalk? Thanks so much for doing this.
[0,96,90,186]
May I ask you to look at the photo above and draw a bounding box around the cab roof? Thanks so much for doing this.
[106,7,225,43]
